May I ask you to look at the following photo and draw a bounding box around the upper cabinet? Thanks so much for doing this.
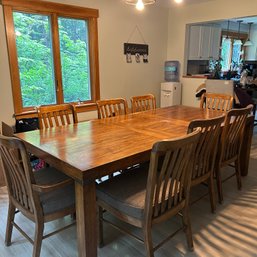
[209,26,222,60]
[188,25,221,60]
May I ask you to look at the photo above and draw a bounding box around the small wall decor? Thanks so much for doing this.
[124,25,149,63]
[143,54,148,63]
[135,53,141,63]
[126,52,132,63]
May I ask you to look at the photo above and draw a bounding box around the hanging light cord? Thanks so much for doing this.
[237,21,241,40]
[248,23,252,39]
[226,20,230,39]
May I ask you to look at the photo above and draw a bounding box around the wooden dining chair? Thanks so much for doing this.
[97,129,201,256]
[234,87,257,126]
[200,93,233,111]
[96,98,128,119]
[187,115,225,212]
[96,98,129,180]
[1,121,14,137]
[37,104,78,129]
[215,105,253,203]
[0,135,76,257]
[130,94,156,113]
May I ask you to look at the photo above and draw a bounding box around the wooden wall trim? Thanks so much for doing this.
[1,0,99,18]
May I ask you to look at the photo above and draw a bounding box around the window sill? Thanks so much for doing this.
[14,103,97,119]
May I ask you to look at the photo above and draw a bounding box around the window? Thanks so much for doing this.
[2,0,100,115]
[220,32,247,72]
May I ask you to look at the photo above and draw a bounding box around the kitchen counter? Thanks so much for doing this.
[183,75,208,79]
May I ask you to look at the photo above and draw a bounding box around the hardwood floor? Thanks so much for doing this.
[0,128,257,257]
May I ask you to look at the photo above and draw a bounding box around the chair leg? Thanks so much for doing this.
[143,224,154,257]
[215,167,223,204]
[235,159,242,190]
[33,220,44,257]
[5,203,15,246]
[182,206,194,251]
[208,175,216,213]
[98,206,104,248]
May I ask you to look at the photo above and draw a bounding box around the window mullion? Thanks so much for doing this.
[88,18,100,102]
[51,13,64,104]
[229,39,233,69]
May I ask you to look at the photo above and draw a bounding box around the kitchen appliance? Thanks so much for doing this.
[165,61,179,82]
[160,82,181,107]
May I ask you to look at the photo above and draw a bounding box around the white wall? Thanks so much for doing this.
[167,0,257,107]
[0,0,169,125]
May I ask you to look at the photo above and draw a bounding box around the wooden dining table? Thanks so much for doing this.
[15,105,253,257]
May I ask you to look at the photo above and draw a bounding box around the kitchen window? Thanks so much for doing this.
[220,32,247,72]
[1,0,100,115]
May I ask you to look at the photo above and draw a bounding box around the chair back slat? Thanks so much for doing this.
[37,104,77,129]
[188,115,225,181]
[130,94,156,113]
[0,136,38,215]
[201,93,233,111]
[144,129,200,220]
[96,98,128,119]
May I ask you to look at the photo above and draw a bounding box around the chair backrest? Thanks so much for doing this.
[144,129,200,222]
[0,135,41,219]
[37,104,78,129]
[219,105,253,164]
[234,87,254,108]
[187,115,225,182]
[96,98,128,119]
[2,122,14,136]
[130,94,156,113]
[200,93,233,111]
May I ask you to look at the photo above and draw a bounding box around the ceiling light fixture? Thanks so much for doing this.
[233,20,243,46]
[174,0,183,3]
[125,0,156,11]
[244,22,253,47]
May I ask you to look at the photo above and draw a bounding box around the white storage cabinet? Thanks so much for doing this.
[188,25,221,60]
[160,82,182,108]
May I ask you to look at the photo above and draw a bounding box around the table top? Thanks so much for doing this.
[15,105,224,183]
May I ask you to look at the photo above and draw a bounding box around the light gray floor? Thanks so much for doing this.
[0,129,257,257]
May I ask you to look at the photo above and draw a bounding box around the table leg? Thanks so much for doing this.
[240,115,254,176]
[75,181,97,257]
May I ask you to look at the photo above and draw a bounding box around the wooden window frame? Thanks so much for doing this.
[220,30,248,72]
[1,0,100,116]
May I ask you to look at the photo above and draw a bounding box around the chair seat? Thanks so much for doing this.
[97,168,149,219]
[34,167,75,216]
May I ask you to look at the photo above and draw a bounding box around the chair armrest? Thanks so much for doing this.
[32,178,73,193]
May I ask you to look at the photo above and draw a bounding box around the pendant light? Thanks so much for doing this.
[244,22,253,47]
[125,0,156,11]
[224,20,230,42]
[233,20,243,46]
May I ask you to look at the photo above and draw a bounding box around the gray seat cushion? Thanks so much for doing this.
[96,167,149,220]
[34,167,75,216]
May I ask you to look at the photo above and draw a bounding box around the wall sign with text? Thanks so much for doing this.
[124,43,149,63]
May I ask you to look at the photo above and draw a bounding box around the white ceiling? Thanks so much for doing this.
[156,0,216,8]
